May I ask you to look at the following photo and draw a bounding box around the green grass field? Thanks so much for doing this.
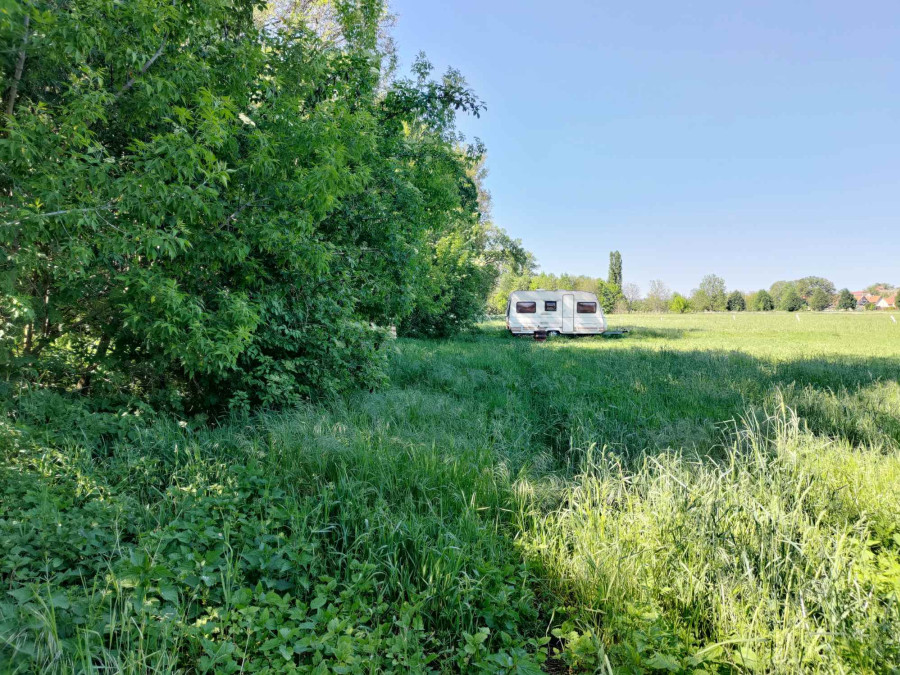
[2,313,899,673]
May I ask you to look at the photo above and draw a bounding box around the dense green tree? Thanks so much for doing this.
[608,250,622,289]
[399,143,532,337]
[769,281,790,308]
[808,288,831,311]
[670,293,689,313]
[771,278,833,307]
[692,274,727,311]
[528,272,559,291]
[400,225,490,338]
[488,270,532,314]
[690,289,710,312]
[750,290,775,311]
[795,276,835,299]
[779,287,805,311]
[837,288,857,311]
[596,280,625,313]
[1,0,490,411]
[726,291,746,311]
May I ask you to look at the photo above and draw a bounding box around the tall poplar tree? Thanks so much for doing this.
[608,250,622,289]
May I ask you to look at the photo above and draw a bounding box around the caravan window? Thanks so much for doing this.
[576,302,597,313]
[516,301,537,314]
[544,301,557,311]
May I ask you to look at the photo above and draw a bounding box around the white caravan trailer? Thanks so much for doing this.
[506,290,607,337]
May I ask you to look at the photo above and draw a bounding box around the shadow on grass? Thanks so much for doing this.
[603,325,704,340]
[487,324,703,341]
[391,328,900,464]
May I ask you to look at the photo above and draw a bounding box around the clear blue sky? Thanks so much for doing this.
[389,0,899,295]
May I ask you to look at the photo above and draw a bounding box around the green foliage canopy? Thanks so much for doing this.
[608,250,622,289]
[726,291,746,312]
[795,276,835,299]
[669,293,689,313]
[779,286,805,312]
[1,0,494,412]
[750,289,775,311]
[837,289,857,311]
[691,274,727,312]
[770,277,833,308]
[808,288,832,311]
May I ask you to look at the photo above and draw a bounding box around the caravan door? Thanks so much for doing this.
[562,294,574,333]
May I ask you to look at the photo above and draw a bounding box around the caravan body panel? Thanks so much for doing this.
[506,290,607,336]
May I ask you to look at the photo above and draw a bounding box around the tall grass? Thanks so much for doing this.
[2,313,899,672]
[516,396,900,671]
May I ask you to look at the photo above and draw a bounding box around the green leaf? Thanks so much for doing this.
[645,652,681,672]
[49,592,70,609]
[159,584,178,603]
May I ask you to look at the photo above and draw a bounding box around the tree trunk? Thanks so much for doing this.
[5,14,30,117]
[77,333,111,394]
[23,322,33,354]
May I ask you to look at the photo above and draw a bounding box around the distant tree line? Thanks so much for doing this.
[621,276,897,314]
[488,260,894,317]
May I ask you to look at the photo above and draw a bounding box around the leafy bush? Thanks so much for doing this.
[749,289,775,311]
[691,274,728,311]
[837,288,857,310]
[809,287,832,311]
[725,290,745,311]
[669,293,689,313]
[399,224,494,338]
[779,286,805,311]
[1,0,496,413]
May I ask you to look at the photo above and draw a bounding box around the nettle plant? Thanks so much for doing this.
[1,0,488,413]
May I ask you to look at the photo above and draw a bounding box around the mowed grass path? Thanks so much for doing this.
[2,313,899,672]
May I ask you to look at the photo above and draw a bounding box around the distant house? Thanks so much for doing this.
[853,291,874,308]
[852,291,897,310]
[865,294,883,306]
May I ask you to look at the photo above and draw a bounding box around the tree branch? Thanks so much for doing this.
[115,40,166,99]
[4,14,30,117]
[2,204,115,228]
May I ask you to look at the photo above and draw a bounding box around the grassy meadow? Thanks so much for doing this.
[2,312,899,673]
